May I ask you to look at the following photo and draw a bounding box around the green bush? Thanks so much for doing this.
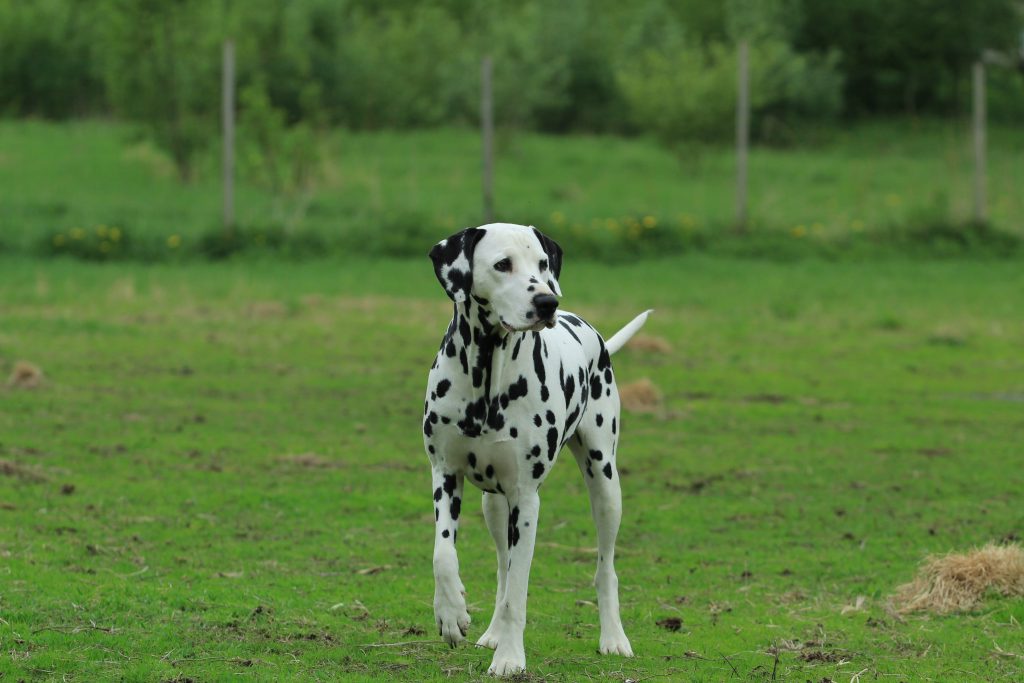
[237,80,322,195]
[331,6,463,129]
[32,214,1022,265]
[0,1,105,117]
[96,0,223,181]
[194,225,329,260]
[617,39,843,144]
[2,0,1022,136]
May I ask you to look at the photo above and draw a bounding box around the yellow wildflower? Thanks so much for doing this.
[791,225,807,238]
[71,227,84,240]
[642,215,657,229]
[110,227,122,241]
[96,225,108,237]
[551,211,565,224]
[851,220,865,232]
[167,235,181,249]
[53,234,66,247]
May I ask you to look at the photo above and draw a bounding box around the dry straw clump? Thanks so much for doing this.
[7,361,43,389]
[626,334,673,354]
[619,378,663,413]
[890,543,1024,614]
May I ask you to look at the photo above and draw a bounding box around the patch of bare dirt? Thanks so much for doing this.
[0,459,47,482]
[655,616,682,632]
[668,473,724,494]
[275,452,339,469]
[799,650,843,663]
[743,393,788,404]
[246,301,288,318]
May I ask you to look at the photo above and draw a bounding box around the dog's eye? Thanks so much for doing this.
[493,258,512,273]
[539,259,548,271]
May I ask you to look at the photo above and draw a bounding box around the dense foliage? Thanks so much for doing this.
[0,0,1021,175]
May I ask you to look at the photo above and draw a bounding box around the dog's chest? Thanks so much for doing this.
[424,322,604,489]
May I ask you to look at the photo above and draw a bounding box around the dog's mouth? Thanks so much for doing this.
[501,319,553,333]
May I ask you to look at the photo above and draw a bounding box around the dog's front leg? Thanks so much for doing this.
[476,491,510,649]
[487,489,540,676]
[432,468,470,646]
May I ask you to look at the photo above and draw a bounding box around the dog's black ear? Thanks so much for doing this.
[429,227,486,303]
[531,227,563,296]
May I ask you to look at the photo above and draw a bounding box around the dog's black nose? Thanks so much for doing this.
[533,294,559,320]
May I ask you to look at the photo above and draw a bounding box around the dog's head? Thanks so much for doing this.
[429,223,563,332]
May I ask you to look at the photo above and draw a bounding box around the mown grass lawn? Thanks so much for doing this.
[1,256,1023,681]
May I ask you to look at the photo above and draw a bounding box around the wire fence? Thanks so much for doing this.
[206,39,1010,244]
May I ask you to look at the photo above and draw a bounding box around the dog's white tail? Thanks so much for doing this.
[605,309,654,355]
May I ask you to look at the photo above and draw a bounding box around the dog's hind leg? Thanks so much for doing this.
[568,420,634,657]
[431,468,470,647]
[476,491,510,649]
[486,489,540,676]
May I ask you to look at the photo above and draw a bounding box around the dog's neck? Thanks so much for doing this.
[451,296,503,389]
[438,297,520,438]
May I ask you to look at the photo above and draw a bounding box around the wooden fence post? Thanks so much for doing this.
[735,40,750,233]
[972,60,986,224]
[222,39,236,236]
[481,56,495,224]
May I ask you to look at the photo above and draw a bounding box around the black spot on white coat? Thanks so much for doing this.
[507,506,521,547]
[436,379,451,398]
[546,427,559,461]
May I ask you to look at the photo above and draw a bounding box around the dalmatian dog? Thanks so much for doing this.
[423,222,651,675]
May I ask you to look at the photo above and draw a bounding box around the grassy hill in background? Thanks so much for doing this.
[1,119,1021,261]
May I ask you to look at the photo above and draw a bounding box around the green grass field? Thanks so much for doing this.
[2,256,1022,681]
[1,120,1022,258]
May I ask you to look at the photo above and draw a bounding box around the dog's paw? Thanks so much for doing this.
[599,630,633,657]
[475,623,501,650]
[434,586,470,647]
[487,648,525,676]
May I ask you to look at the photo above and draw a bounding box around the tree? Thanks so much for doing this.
[794,0,1021,115]
[97,0,222,180]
